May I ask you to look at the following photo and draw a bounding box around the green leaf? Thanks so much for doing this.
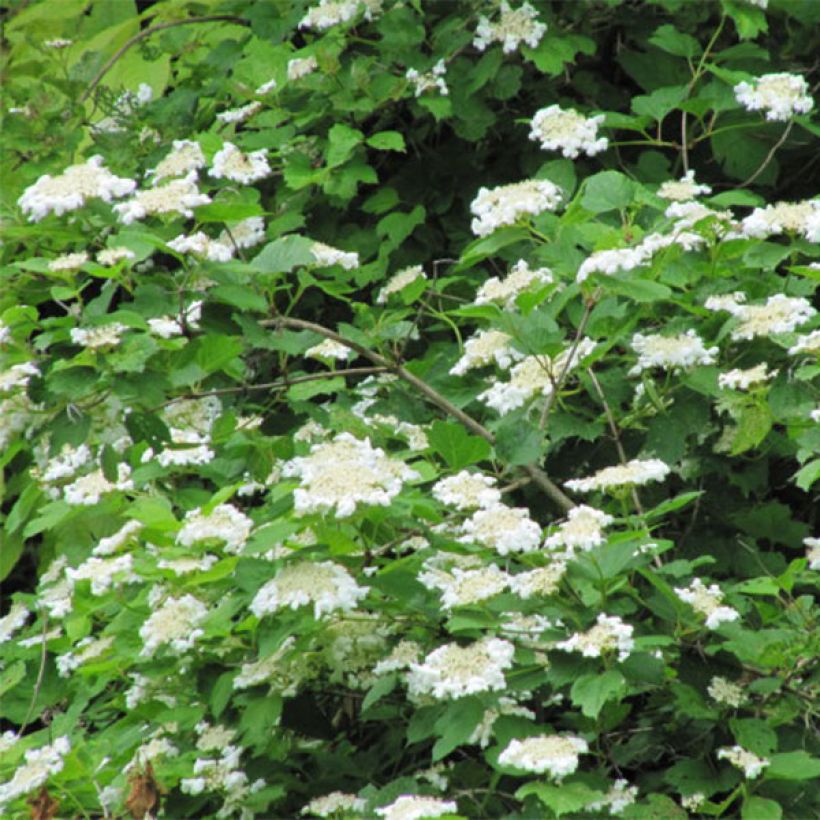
[794,458,820,491]
[129,496,178,530]
[730,718,777,755]
[649,25,701,58]
[457,227,530,270]
[570,670,626,718]
[432,697,485,761]
[766,751,820,781]
[581,171,635,213]
[0,533,24,582]
[195,334,243,374]
[742,797,782,820]
[366,131,406,152]
[0,661,26,698]
[494,418,543,467]
[211,285,268,312]
[428,421,491,470]
[605,278,672,302]
[728,404,773,455]
[195,202,264,222]
[210,672,235,719]
[516,781,600,817]
[362,674,398,712]
[631,85,688,122]
[326,123,364,168]
[252,235,316,274]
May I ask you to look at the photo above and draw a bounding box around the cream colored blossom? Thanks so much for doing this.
[498,734,588,779]
[529,105,607,158]
[471,180,562,236]
[474,1,546,53]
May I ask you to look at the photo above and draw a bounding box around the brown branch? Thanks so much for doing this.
[17,614,49,738]
[262,316,575,511]
[80,15,250,103]
[736,120,794,189]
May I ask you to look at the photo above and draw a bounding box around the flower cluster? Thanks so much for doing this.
[473,1,546,53]
[176,504,253,554]
[718,363,776,391]
[470,179,562,236]
[717,746,769,778]
[432,470,502,510]
[0,737,71,807]
[473,259,554,309]
[139,591,209,656]
[303,791,367,817]
[657,170,712,201]
[210,142,271,184]
[707,676,745,708]
[734,72,813,120]
[529,105,608,158]
[705,293,816,340]
[113,172,211,223]
[375,795,457,820]
[498,734,588,779]
[377,265,426,303]
[419,563,510,610]
[406,60,448,97]
[311,241,360,269]
[629,330,718,375]
[556,613,635,661]
[674,579,740,629]
[459,504,542,554]
[146,139,206,182]
[740,199,819,240]
[450,329,522,375]
[566,458,670,493]
[543,504,614,554]
[288,55,319,81]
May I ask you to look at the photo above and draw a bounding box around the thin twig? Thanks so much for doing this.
[17,614,49,737]
[736,120,794,189]
[262,316,575,511]
[80,15,250,103]
[680,110,689,174]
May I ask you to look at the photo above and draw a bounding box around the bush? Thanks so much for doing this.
[1,0,818,817]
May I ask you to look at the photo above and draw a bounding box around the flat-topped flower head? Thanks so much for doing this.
[176,504,253,553]
[474,259,554,309]
[450,329,522,375]
[139,593,208,656]
[629,330,718,375]
[0,362,39,393]
[741,199,820,239]
[789,329,820,356]
[556,613,634,661]
[706,293,816,340]
[66,554,138,595]
[419,564,510,609]
[566,458,670,493]
[717,746,769,778]
[49,251,89,272]
[147,139,206,183]
[210,142,271,184]
[219,216,266,249]
[97,246,135,266]
[708,676,745,708]
[113,172,211,223]
[718,363,777,391]
[432,470,502,510]
[459,503,542,554]
[658,170,712,201]
[474,1,546,53]
[18,155,136,221]
[509,562,566,598]
[299,0,376,30]
[311,241,360,270]
[675,578,740,629]
[407,637,515,699]
[406,60,448,97]
[586,780,638,816]
[498,734,588,779]
[70,323,126,350]
[375,795,457,820]
[303,792,367,817]
[250,561,366,619]
[377,265,426,303]
[470,179,562,236]
[288,56,319,81]
[168,231,233,262]
[216,101,262,124]
[734,72,813,121]
[577,246,649,283]
[305,338,352,362]
[543,504,614,554]
[529,105,608,158]
[0,736,71,807]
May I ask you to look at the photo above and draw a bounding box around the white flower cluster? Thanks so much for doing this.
[407,637,515,699]
[470,179,562,236]
[586,780,638,815]
[478,338,597,415]
[49,251,88,272]
[577,246,646,283]
[143,396,220,468]
[139,591,209,656]
[556,613,635,662]
[168,231,233,262]
[66,554,138,595]
[468,698,536,747]
[18,155,136,221]
[450,329,521,375]
[216,101,262,124]
[250,561,367,619]
[566,458,670,493]
[299,0,376,30]
[373,639,422,676]
[233,637,301,693]
[509,562,566,598]
[302,791,367,817]
[0,736,71,807]
[419,563,510,610]
[674,578,740,629]
[806,536,820,571]
[707,676,745,708]
[705,293,816,340]
[113,172,211,223]
[717,745,769,779]
[718,363,776,391]
[177,504,253,554]
[658,170,712,202]
[283,433,419,517]
[498,734,588,779]
[311,241,360,269]
[210,142,271,184]
[375,795,457,820]
[406,60,448,97]
[147,301,202,339]
[56,635,114,677]
[474,1,546,53]
[0,601,29,643]
[789,329,820,356]
[734,72,813,121]
[70,322,126,350]
[529,105,608,158]
[629,330,718,375]
[432,470,502,510]
[146,139,206,182]
[256,78,278,95]
[473,259,554,309]
[305,338,352,362]
[63,463,134,506]
[460,504,542,554]
[543,504,614,554]
[377,265,427,303]
[288,56,319,81]
[741,199,819,241]
[97,246,135,266]
[0,362,39,393]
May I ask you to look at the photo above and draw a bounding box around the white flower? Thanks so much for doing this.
[311,241,360,269]
[473,259,554,309]
[377,265,426,303]
[113,172,211,223]
[450,329,522,375]
[250,561,367,619]
[303,792,367,817]
[556,613,635,661]
[373,640,422,675]
[528,105,608,158]
[70,323,126,349]
[468,698,536,747]
[44,38,73,48]
[407,637,515,699]
[0,602,30,643]
[305,338,352,361]
[566,458,670,493]
[219,216,266,249]
[0,736,70,807]
[147,301,202,339]
[18,155,136,221]
[283,433,419,518]
[63,464,133,505]
[288,56,319,81]
[406,60,448,97]
[158,555,219,575]
[657,170,712,201]
[56,635,114,677]
[177,504,254,554]
[233,638,300,692]
[459,503,542,555]
[0,362,39,393]
[97,246,135,266]
[474,1,546,53]
[543,505,614,554]
[66,554,138,595]
[375,795,457,820]
[629,330,718,375]
[168,231,233,262]
[498,734,588,779]
[256,78,279,95]
[139,593,208,656]
[804,536,820,570]
[508,563,567,598]
[210,142,271,184]
[299,0,362,30]
[37,442,93,484]
[717,745,769,778]
[216,101,262,123]
[48,251,88,272]
[741,200,820,239]
[681,793,706,811]
[432,470,502,510]
[718,364,777,390]
[586,779,638,815]
[706,293,816,340]
[577,246,648,283]
[708,676,745,708]
[471,179,562,237]
[789,329,820,356]
[675,578,740,629]
[734,72,813,121]
[419,564,510,610]
[146,140,206,183]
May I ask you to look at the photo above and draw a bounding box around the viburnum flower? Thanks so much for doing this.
[718,363,777,391]
[18,155,136,221]
[556,613,635,661]
[707,676,745,708]
[459,503,542,554]
[565,458,670,493]
[674,578,740,629]
[216,101,262,124]
[741,199,820,239]
[250,561,367,619]
[70,323,126,350]
[431,470,502,510]
[508,562,567,598]
[0,736,71,807]
[585,779,638,815]
[377,265,426,303]
[139,592,208,656]
[418,564,510,610]
[406,60,449,97]
[146,139,206,183]
[288,56,319,81]
[450,329,522,375]
[657,170,712,201]
[470,179,562,236]
[302,792,367,817]
[113,172,211,223]
[804,537,820,570]
[577,246,649,283]
[528,105,608,158]
[789,329,820,355]
[311,241,360,269]
[498,734,588,779]
[210,142,271,184]
[305,338,352,362]
[96,246,135,266]
[218,216,266,249]
[167,231,233,262]
[543,504,614,554]
[468,699,536,748]
[628,330,718,375]
[66,554,138,595]
[734,72,813,121]
[0,362,39,393]
[255,78,278,95]
[705,293,816,340]
[375,795,457,820]
[0,602,30,643]
[373,640,422,675]
[717,746,769,778]
[48,251,89,272]
[299,0,380,30]
[473,259,554,309]
[176,504,254,553]
[473,1,546,53]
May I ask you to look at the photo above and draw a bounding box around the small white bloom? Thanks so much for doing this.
[473,259,554,309]
[406,60,449,97]
[804,536,820,570]
[717,745,769,778]
[708,676,745,708]
[734,72,813,121]
[459,503,542,555]
[219,216,266,249]
[97,246,135,266]
[177,504,254,554]
[375,795,457,820]
[139,593,208,656]
[657,170,712,202]
[216,101,262,124]
[303,791,367,817]
[48,251,88,272]
[432,470,502,510]
[146,140,206,183]
[0,602,30,643]
[114,172,211,223]
[566,458,670,493]
[675,578,740,629]
[556,613,634,661]
[419,564,510,610]
[210,142,271,184]
[577,246,648,284]
[0,737,71,807]
[586,779,638,815]
[788,329,820,356]
[63,464,133,505]
[543,504,614,554]
[299,0,363,30]
[70,323,126,349]
[474,1,546,53]
[311,241,359,269]
[508,562,566,598]
[305,338,352,362]
[0,362,39,394]
[471,179,562,237]
[741,200,820,239]
[498,734,588,779]
[168,231,233,262]
[450,329,523,375]
[629,330,718,375]
[706,293,816,340]
[377,265,426,303]
[718,363,776,391]
[528,105,608,158]
[288,56,319,81]
[66,554,138,595]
